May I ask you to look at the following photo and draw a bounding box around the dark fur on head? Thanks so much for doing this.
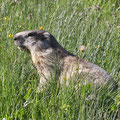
[14,30,74,56]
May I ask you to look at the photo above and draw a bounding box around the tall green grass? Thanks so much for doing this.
[0,0,120,119]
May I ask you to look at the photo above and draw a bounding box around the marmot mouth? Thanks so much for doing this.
[17,45,26,50]
[18,46,30,53]
[15,42,30,53]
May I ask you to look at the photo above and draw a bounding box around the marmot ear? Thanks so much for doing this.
[43,32,50,38]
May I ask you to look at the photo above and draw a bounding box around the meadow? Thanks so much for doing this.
[0,0,120,119]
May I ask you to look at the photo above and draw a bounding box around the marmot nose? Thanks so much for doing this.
[14,35,18,41]
[14,35,22,41]
[14,37,17,41]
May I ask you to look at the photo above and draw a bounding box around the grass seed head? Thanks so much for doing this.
[80,45,86,52]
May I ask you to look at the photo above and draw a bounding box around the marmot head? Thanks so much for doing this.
[14,30,60,53]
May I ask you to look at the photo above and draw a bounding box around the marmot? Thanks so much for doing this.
[14,30,117,91]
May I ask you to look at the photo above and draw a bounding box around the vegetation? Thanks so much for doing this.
[0,0,119,119]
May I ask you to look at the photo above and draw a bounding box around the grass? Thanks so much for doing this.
[0,0,120,119]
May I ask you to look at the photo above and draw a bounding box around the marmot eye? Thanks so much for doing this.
[32,42,36,46]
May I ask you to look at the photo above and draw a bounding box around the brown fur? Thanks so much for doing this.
[14,30,117,91]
